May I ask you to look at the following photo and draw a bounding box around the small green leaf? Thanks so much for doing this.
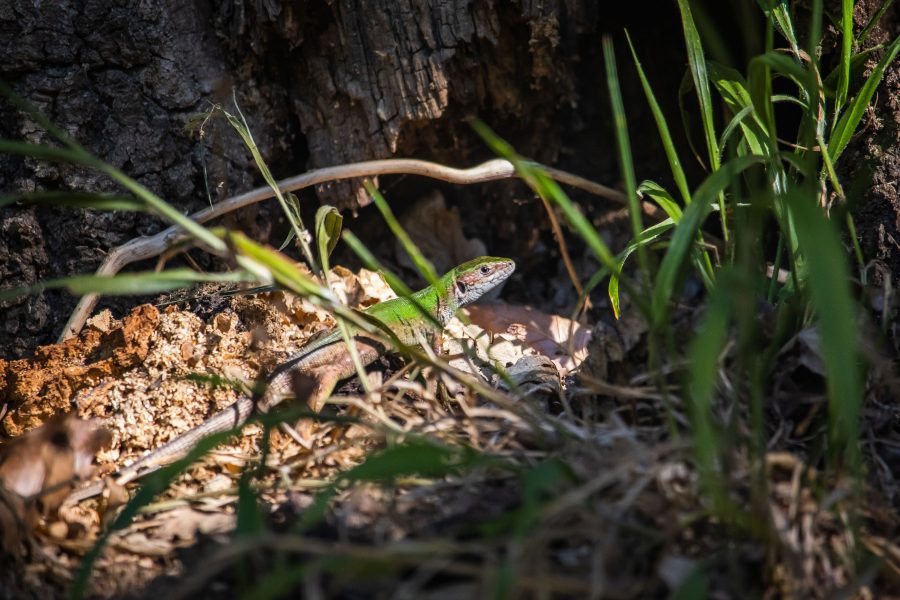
[315,204,343,269]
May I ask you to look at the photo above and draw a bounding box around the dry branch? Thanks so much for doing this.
[60,158,640,340]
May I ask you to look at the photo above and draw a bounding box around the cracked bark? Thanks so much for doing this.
[0,0,601,359]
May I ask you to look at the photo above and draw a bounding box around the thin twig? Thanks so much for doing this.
[60,158,630,341]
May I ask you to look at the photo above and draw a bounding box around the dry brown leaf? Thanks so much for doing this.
[466,303,591,376]
[0,413,111,510]
[396,190,487,276]
[356,268,396,304]
[0,413,111,552]
[328,265,396,308]
[153,507,235,542]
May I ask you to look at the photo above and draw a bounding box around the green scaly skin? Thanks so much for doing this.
[68,257,515,503]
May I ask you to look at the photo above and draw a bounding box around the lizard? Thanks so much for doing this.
[66,256,515,504]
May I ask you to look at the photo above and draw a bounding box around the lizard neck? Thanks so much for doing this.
[410,280,457,328]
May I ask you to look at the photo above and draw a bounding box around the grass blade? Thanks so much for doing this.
[789,193,862,470]
[686,273,735,517]
[625,31,691,206]
[756,0,800,55]
[706,62,768,157]
[363,181,441,287]
[472,120,650,318]
[608,219,675,318]
[829,35,900,161]
[0,269,254,301]
[0,191,145,211]
[0,139,100,167]
[858,0,894,44]
[222,98,319,274]
[652,155,764,326]
[677,0,719,172]
[835,0,854,112]
[638,181,683,220]
[603,36,649,290]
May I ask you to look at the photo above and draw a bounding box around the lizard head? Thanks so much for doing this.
[446,256,516,308]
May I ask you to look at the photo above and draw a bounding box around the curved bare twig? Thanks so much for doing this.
[60,158,636,340]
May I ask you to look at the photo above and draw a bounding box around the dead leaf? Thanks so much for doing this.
[466,303,591,376]
[0,413,111,511]
[395,191,487,276]
[154,507,235,542]
[356,268,396,304]
[0,413,111,552]
[327,265,396,308]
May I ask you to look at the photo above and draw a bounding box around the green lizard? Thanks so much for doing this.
[68,256,515,503]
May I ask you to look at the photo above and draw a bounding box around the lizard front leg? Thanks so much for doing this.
[304,336,385,412]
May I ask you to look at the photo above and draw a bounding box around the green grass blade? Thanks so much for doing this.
[652,155,765,325]
[225,230,422,345]
[234,473,265,539]
[225,231,331,301]
[0,144,224,253]
[0,139,100,167]
[829,35,900,161]
[706,61,769,157]
[638,181,683,221]
[603,35,649,290]
[609,219,675,318]
[363,180,441,287]
[789,194,862,470]
[809,0,824,62]
[625,31,691,206]
[756,0,800,55]
[677,0,720,172]
[686,274,735,518]
[0,269,254,301]
[0,191,145,211]
[717,105,759,155]
[823,46,881,98]
[0,82,89,154]
[836,0,854,112]
[858,0,894,44]
[341,231,414,298]
[222,100,319,274]
[747,51,808,168]
[471,120,650,318]
[96,161,226,252]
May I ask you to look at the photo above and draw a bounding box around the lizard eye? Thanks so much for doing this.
[456,280,468,295]
[480,266,490,274]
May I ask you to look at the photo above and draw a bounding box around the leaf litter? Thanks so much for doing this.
[0,258,897,598]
